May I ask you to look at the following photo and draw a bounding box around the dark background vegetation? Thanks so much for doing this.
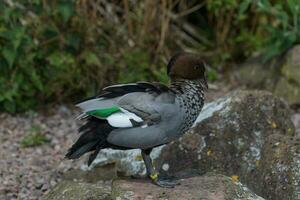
[1,0,299,113]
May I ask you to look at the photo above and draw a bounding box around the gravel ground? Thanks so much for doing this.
[0,106,85,200]
[1,87,299,199]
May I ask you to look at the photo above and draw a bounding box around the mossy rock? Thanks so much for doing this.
[43,180,111,200]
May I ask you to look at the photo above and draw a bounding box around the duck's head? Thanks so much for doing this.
[167,53,208,89]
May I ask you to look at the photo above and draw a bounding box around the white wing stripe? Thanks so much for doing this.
[107,108,143,128]
[107,113,143,128]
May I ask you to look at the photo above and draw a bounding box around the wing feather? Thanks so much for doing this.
[76,82,175,129]
[76,97,119,112]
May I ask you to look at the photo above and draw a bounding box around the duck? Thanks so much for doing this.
[65,52,208,188]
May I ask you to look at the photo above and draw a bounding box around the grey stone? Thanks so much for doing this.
[112,174,265,200]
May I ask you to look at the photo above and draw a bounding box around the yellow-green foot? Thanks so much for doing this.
[150,173,179,188]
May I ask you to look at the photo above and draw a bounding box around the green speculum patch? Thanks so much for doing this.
[87,107,121,118]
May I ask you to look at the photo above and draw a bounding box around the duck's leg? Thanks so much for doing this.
[141,149,178,188]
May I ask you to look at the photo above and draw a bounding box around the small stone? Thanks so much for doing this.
[162,163,169,171]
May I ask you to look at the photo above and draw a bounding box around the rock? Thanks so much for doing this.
[45,174,266,200]
[154,90,297,200]
[63,163,117,183]
[236,45,300,105]
[111,174,265,200]
[83,145,164,177]
[255,134,300,200]
[274,76,300,106]
[156,90,294,172]
[236,55,278,90]
[78,90,297,200]
[273,45,300,104]
[292,112,300,135]
[43,180,111,200]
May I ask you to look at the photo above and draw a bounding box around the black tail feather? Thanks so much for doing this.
[65,117,114,164]
[87,143,103,166]
[65,141,97,159]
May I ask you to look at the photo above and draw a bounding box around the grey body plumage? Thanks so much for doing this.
[66,52,208,187]
[107,79,205,149]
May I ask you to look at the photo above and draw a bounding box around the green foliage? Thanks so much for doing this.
[118,48,168,84]
[21,124,49,147]
[0,0,116,112]
[0,0,172,113]
[207,68,218,82]
[191,0,300,64]
[256,0,300,61]
[204,0,265,61]
[1,0,300,113]
[118,49,153,83]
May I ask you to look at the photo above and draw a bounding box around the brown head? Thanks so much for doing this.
[167,53,208,88]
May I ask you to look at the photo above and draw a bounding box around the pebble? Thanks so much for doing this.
[0,106,83,200]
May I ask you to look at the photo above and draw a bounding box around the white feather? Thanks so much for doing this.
[107,110,143,128]
[75,113,88,120]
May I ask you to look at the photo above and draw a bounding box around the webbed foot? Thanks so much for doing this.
[150,173,179,188]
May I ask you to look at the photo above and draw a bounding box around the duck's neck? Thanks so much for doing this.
[170,79,205,98]
[170,78,206,133]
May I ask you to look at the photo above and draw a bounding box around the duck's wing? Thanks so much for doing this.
[106,90,181,149]
[67,82,176,165]
[76,82,175,127]
[68,82,178,162]
[99,81,173,98]
[77,82,171,109]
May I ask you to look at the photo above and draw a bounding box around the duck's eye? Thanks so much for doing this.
[194,65,201,70]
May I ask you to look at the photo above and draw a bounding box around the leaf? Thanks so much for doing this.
[12,27,25,50]
[2,46,16,68]
[287,0,297,13]
[82,51,101,66]
[0,26,25,50]
[207,68,218,82]
[30,70,43,91]
[256,0,272,12]
[278,12,289,30]
[66,33,81,50]
[3,101,16,113]
[239,0,251,15]
[47,52,63,67]
[0,30,11,40]
[58,1,74,22]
